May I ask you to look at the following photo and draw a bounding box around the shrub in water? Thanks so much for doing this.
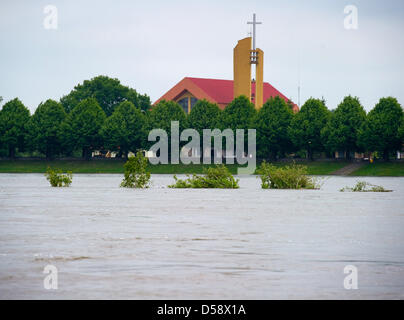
[168,165,239,189]
[45,167,72,187]
[257,161,318,189]
[120,151,151,188]
[340,180,391,192]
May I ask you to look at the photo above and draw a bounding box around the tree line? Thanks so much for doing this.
[0,76,403,160]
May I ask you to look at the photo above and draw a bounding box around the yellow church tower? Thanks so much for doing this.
[233,14,264,109]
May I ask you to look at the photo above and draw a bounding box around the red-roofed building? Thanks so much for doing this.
[153,77,298,113]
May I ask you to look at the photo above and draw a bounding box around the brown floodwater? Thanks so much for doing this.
[0,174,403,299]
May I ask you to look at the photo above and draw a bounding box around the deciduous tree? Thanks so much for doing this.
[60,98,106,159]
[26,99,66,159]
[321,96,366,158]
[100,101,146,157]
[0,98,30,158]
[358,97,403,160]
[60,75,151,115]
[289,98,330,160]
[255,96,293,160]
[187,99,222,134]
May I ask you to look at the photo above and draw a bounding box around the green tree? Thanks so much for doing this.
[187,99,222,134]
[60,97,106,159]
[147,100,187,133]
[289,98,330,160]
[60,75,151,115]
[398,118,404,146]
[321,96,366,158]
[147,100,187,160]
[358,97,403,160]
[255,96,293,160]
[26,99,66,159]
[120,151,151,188]
[100,101,146,157]
[0,98,30,158]
[222,95,256,130]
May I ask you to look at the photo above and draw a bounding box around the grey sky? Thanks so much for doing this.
[1,0,403,113]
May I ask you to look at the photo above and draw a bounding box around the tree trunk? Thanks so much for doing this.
[8,146,15,158]
[46,146,52,160]
[383,149,389,161]
[82,147,91,160]
[307,148,313,161]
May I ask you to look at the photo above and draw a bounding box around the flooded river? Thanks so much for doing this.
[0,174,403,299]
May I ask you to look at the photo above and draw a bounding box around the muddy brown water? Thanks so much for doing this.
[0,174,403,299]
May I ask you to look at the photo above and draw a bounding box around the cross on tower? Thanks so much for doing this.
[247,13,262,51]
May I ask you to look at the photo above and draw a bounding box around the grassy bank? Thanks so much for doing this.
[349,162,404,176]
[0,159,349,175]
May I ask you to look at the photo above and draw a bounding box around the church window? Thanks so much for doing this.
[177,98,188,114]
[190,97,198,110]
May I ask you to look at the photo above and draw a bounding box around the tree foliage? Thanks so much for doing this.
[60,97,106,159]
[187,99,222,134]
[255,96,293,160]
[147,100,187,133]
[101,101,146,157]
[358,97,403,160]
[120,151,151,188]
[0,98,30,158]
[321,96,366,157]
[45,167,72,187]
[26,99,66,159]
[168,165,239,189]
[257,161,318,189]
[289,98,330,160]
[222,95,256,130]
[60,75,151,115]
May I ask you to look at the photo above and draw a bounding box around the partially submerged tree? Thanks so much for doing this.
[120,151,151,188]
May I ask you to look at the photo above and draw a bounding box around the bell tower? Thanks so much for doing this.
[233,14,264,109]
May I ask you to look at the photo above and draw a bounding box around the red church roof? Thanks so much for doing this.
[154,77,298,112]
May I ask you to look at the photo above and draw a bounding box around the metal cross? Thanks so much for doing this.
[247,13,262,50]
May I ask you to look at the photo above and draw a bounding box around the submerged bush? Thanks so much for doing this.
[45,167,72,187]
[257,161,319,189]
[168,165,239,189]
[120,151,151,188]
[340,181,391,192]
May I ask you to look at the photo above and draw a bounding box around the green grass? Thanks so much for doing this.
[0,159,349,175]
[350,162,404,176]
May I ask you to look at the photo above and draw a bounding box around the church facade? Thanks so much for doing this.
[153,77,298,114]
[153,14,298,114]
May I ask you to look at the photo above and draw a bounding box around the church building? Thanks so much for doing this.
[153,14,298,113]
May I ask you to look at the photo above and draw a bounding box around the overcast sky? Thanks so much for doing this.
[1,0,403,113]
